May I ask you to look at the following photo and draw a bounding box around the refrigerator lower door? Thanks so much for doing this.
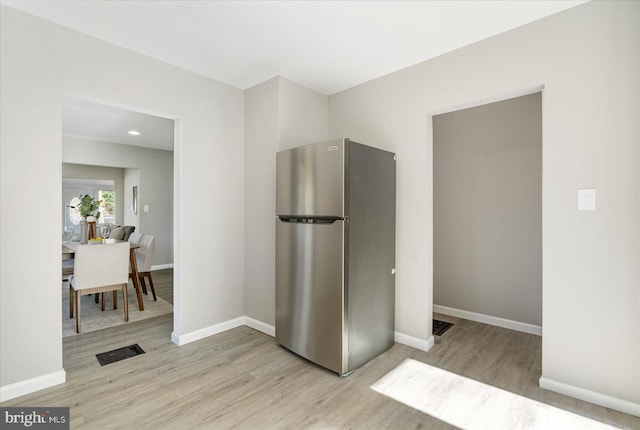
[275,218,345,374]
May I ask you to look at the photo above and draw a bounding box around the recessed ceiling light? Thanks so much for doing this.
[128,130,140,136]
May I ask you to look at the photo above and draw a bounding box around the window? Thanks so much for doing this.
[99,189,116,225]
[63,178,116,229]
[68,196,82,225]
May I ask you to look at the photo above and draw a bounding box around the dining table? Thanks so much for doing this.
[62,240,146,311]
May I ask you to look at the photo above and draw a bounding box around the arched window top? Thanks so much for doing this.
[68,196,82,225]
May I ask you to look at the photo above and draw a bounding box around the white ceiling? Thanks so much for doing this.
[3,0,586,95]
[63,98,175,151]
[5,0,586,151]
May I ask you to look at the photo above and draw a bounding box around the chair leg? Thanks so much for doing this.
[145,272,157,301]
[139,276,148,295]
[70,286,74,318]
[75,291,82,333]
[95,293,100,304]
[99,291,119,310]
[123,284,129,323]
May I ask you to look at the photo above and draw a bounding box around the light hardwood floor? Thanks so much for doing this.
[2,270,639,429]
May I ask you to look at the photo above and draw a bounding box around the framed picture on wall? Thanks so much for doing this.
[132,186,138,214]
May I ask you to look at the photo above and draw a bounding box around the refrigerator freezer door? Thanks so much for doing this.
[275,218,345,374]
[276,139,345,217]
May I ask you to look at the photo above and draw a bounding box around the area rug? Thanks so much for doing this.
[371,359,618,430]
[62,283,173,337]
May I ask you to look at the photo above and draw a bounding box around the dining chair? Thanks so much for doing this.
[130,234,157,301]
[128,232,143,246]
[62,259,74,284]
[107,225,136,241]
[127,231,145,294]
[69,242,130,333]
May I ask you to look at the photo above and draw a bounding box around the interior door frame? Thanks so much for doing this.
[428,84,545,337]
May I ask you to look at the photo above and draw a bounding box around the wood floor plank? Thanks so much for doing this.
[2,277,639,429]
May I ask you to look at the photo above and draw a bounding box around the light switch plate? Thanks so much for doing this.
[577,189,596,211]
[143,205,149,213]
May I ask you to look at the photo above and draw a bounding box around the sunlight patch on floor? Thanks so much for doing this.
[371,359,618,430]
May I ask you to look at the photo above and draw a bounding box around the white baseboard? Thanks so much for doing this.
[171,316,245,346]
[244,317,275,337]
[395,331,435,352]
[540,376,640,418]
[434,305,542,336]
[171,316,275,346]
[151,263,173,271]
[0,370,66,403]
[171,315,431,357]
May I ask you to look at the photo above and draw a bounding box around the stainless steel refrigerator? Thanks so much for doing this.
[275,138,396,375]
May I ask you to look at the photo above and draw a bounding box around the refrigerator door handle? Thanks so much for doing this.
[277,215,344,224]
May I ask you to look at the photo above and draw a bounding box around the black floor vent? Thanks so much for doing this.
[96,344,145,366]
[433,319,454,337]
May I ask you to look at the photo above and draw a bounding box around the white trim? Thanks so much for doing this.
[151,263,173,271]
[540,377,640,418]
[171,315,434,355]
[171,316,245,346]
[429,85,545,116]
[434,304,542,336]
[394,331,434,352]
[244,317,275,337]
[0,370,66,402]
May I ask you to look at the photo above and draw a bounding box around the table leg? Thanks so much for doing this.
[129,248,144,311]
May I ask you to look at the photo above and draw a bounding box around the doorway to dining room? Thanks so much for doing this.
[61,94,176,338]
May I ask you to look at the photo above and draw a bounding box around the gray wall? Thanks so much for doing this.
[433,93,542,326]
[244,76,328,327]
[62,163,125,227]
[63,137,173,267]
[329,1,639,409]
[2,0,639,415]
[1,4,244,396]
[244,77,278,325]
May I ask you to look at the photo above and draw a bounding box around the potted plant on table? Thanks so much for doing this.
[68,194,102,243]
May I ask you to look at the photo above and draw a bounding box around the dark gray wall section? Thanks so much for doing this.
[433,92,542,326]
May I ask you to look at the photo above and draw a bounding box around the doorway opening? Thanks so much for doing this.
[61,95,177,340]
[431,91,543,339]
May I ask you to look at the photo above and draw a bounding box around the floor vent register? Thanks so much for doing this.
[96,344,145,366]
[433,319,454,336]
